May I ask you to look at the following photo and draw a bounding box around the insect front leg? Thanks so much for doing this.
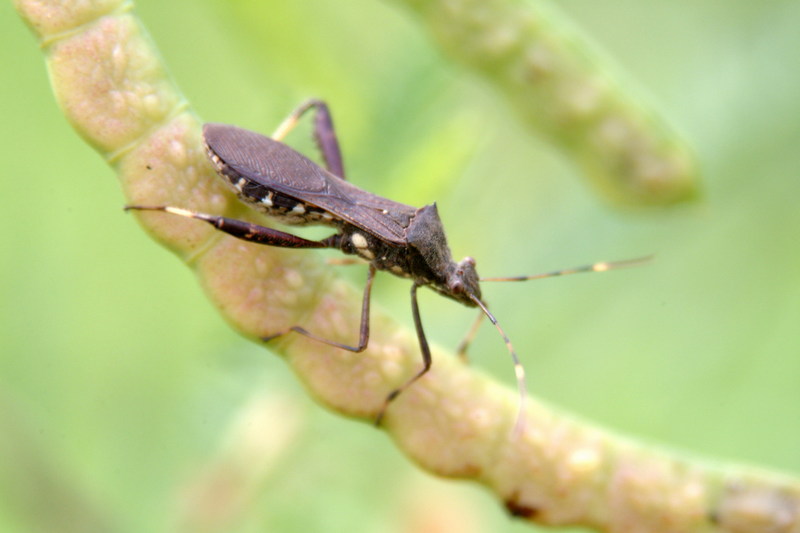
[271,99,346,179]
[375,282,432,425]
[455,310,484,363]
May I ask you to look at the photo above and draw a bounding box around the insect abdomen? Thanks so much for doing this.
[239,181,335,226]
[205,140,336,227]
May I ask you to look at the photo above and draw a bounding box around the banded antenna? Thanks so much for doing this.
[461,256,652,433]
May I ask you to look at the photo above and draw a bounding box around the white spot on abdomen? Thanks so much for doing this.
[351,233,368,249]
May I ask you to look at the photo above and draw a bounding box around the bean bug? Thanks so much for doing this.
[126,100,646,427]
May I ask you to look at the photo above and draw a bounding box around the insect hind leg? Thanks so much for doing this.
[271,99,346,179]
[124,205,329,248]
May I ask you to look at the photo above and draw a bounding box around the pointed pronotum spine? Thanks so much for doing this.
[14,1,797,532]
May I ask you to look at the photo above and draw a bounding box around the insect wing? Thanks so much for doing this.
[204,124,415,243]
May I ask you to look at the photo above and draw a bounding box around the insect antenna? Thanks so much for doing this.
[463,255,651,432]
[459,256,651,358]
[480,255,652,282]
[467,293,528,434]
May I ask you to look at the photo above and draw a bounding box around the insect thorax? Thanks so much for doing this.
[334,223,481,308]
[330,224,415,276]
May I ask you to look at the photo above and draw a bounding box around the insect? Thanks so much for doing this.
[127,100,645,427]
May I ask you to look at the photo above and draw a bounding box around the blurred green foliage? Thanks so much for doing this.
[1,1,799,532]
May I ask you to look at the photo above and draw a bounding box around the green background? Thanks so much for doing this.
[1,1,799,532]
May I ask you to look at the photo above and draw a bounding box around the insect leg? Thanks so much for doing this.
[375,282,432,425]
[262,264,376,354]
[124,205,328,248]
[455,309,484,362]
[271,99,346,179]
